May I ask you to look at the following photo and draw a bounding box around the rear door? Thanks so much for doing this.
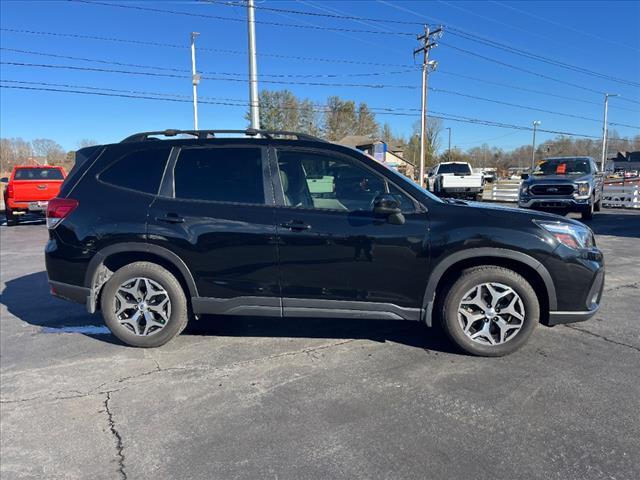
[269,146,430,319]
[147,143,281,312]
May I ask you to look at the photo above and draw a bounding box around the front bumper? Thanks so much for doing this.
[519,196,591,210]
[546,264,605,326]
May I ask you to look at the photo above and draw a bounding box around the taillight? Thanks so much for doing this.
[46,197,78,229]
[7,183,14,198]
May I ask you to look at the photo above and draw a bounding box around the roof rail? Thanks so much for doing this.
[120,129,326,143]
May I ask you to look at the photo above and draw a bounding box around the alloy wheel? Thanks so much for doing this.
[113,277,171,336]
[457,282,525,346]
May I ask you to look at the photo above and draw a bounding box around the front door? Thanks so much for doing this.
[270,147,430,319]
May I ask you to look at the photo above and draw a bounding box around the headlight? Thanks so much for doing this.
[575,182,590,196]
[520,184,529,195]
[535,221,594,250]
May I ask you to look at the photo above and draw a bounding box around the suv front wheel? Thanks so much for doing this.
[100,261,189,347]
[441,266,539,356]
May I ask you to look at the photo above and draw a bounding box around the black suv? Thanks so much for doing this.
[518,156,604,220]
[45,130,605,356]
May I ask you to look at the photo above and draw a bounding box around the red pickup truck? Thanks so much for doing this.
[2,165,67,226]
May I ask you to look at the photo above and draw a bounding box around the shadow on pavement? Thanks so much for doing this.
[0,212,46,227]
[1,271,458,354]
[582,212,640,239]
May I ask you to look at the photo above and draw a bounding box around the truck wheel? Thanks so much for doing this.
[594,198,601,212]
[5,208,17,226]
[581,202,594,221]
[100,261,189,347]
[440,266,539,357]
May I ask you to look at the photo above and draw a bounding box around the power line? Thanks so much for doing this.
[381,0,640,88]
[445,29,640,88]
[69,0,414,36]
[0,47,416,79]
[436,69,639,113]
[0,80,604,139]
[4,60,637,129]
[490,0,640,53]
[0,27,413,68]
[4,29,637,114]
[205,0,640,88]
[0,61,416,89]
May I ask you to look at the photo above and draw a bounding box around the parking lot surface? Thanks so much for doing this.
[1,209,639,480]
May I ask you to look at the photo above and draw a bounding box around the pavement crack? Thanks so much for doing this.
[1,339,357,404]
[604,282,639,293]
[564,324,640,353]
[0,388,121,405]
[104,391,127,480]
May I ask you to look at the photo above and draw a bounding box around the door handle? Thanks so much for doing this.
[280,220,311,231]
[156,214,185,224]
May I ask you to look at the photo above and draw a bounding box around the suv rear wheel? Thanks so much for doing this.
[100,261,189,347]
[441,266,539,356]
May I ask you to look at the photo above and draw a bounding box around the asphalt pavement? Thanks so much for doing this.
[1,209,639,480]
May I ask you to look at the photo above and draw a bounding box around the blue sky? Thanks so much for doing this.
[1,0,639,152]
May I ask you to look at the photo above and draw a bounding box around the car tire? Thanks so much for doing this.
[440,266,539,357]
[100,261,189,347]
[581,202,594,221]
[594,198,601,212]
[5,208,17,226]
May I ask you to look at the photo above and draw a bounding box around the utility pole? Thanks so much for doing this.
[247,0,260,130]
[531,120,541,171]
[414,25,443,187]
[190,32,200,130]
[446,127,451,158]
[601,93,618,172]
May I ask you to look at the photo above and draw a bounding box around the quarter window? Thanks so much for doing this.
[174,147,265,204]
[276,150,414,212]
[99,148,170,194]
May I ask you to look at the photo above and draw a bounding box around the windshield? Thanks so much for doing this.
[14,168,64,180]
[437,163,472,175]
[533,158,591,175]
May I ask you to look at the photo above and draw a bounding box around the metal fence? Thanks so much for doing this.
[482,179,640,209]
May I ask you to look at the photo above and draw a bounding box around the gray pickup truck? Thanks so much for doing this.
[518,156,604,220]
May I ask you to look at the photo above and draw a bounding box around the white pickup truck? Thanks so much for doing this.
[427,162,484,200]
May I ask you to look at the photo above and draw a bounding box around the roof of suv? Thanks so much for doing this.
[120,129,327,144]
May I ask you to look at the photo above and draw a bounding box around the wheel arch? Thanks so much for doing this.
[422,248,557,327]
[85,243,198,313]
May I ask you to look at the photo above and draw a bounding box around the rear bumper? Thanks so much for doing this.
[443,186,483,193]
[49,280,90,305]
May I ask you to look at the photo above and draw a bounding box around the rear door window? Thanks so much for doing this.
[99,148,171,195]
[14,168,64,180]
[173,147,266,204]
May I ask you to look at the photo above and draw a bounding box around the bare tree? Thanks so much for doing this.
[77,139,98,149]
[32,138,65,165]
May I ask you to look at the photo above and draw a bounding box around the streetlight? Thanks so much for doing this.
[601,93,619,172]
[446,127,451,158]
[531,120,541,171]
[190,32,200,130]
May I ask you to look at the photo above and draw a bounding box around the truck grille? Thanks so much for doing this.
[530,184,574,196]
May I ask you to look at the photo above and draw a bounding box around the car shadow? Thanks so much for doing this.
[1,271,458,354]
[0,212,46,227]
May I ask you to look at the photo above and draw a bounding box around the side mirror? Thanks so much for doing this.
[373,194,405,225]
[0,177,8,183]
[520,173,529,180]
